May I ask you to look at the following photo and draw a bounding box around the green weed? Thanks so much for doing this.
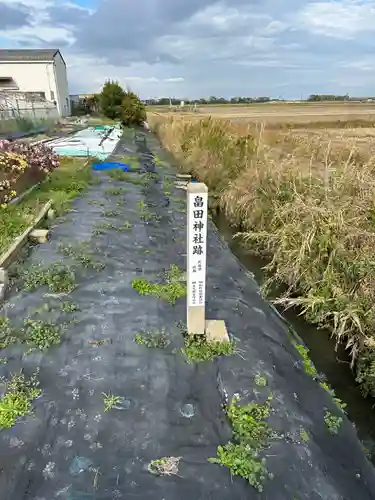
[108,170,146,185]
[102,392,122,411]
[95,222,117,231]
[254,374,268,387]
[134,328,170,348]
[58,243,105,270]
[294,343,318,377]
[324,410,343,435]
[88,200,105,206]
[105,187,125,196]
[132,265,186,305]
[227,396,273,447]
[23,263,76,293]
[0,316,16,349]
[0,371,41,429]
[209,396,274,492]
[101,210,119,218]
[320,381,347,412]
[119,221,132,231]
[22,319,60,350]
[37,157,95,214]
[60,301,80,313]
[180,335,235,363]
[299,427,310,442]
[148,457,180,476]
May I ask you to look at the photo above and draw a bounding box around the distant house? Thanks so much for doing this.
[0,49,71,117]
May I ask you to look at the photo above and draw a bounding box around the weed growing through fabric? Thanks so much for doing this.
[92,225,104,235]
[255,374,268,387]
[119,221,132,231]
[23,263,76,293]
[0,316,16,349]
[320,381,347,412]
[60,301,80,313]
[148,457,181,476]
[163,177,174,190]
[58,243,105,271]
[324,410,343,435]
[162,264,186,283]
[102,392,122,411]
[180,335,235,364]
[294,341,348,412]
[88,200,105,207]
[0,357,7,365]
[108,170,147,185]
[22,319,60,350]
[97,222,117,231]
[132,265,186,305]
[134,328,170,348]
[209,396,274,492]
[140,210,157,222]
[0,370,40,429]
[299,428,310,442]
[137,200,160,222]
[131,279,185,304]
[101,210,119,218]
[105,187,125,196]
[294,343,318,377]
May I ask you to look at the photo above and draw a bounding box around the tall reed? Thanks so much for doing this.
[150,114,375,397]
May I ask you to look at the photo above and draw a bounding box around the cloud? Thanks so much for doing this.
[0,4,30,30]
[294,1,375,39]
[1,0,375,98]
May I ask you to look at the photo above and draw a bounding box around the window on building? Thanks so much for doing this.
[50,90,55,100]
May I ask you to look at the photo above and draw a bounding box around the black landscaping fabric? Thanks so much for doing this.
[1,129,375,500]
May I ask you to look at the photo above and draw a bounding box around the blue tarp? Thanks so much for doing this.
[91,162,130,171]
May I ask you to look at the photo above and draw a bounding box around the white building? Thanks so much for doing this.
[0,49,70,117]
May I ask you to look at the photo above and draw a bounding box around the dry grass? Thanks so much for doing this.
[148,102,375,126]
[150,112,375,398]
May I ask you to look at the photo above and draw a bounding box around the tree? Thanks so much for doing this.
[99,80,125,119]
[120,91,146,126]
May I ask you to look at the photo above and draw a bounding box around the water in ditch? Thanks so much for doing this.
[213,210,375,461]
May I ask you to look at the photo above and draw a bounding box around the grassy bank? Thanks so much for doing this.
[0,157,93,254]
[150,115,375,397]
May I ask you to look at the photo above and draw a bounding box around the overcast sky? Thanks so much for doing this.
[1,0,375,98]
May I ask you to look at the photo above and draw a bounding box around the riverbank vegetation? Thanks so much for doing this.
[150,114,375,397]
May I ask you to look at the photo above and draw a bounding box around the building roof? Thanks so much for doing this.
[0,49,62,63]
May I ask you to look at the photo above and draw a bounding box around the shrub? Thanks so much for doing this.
[99,80,124,119]
[120,91,146,126]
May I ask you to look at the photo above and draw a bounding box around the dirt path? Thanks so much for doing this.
[0,130,375,500]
